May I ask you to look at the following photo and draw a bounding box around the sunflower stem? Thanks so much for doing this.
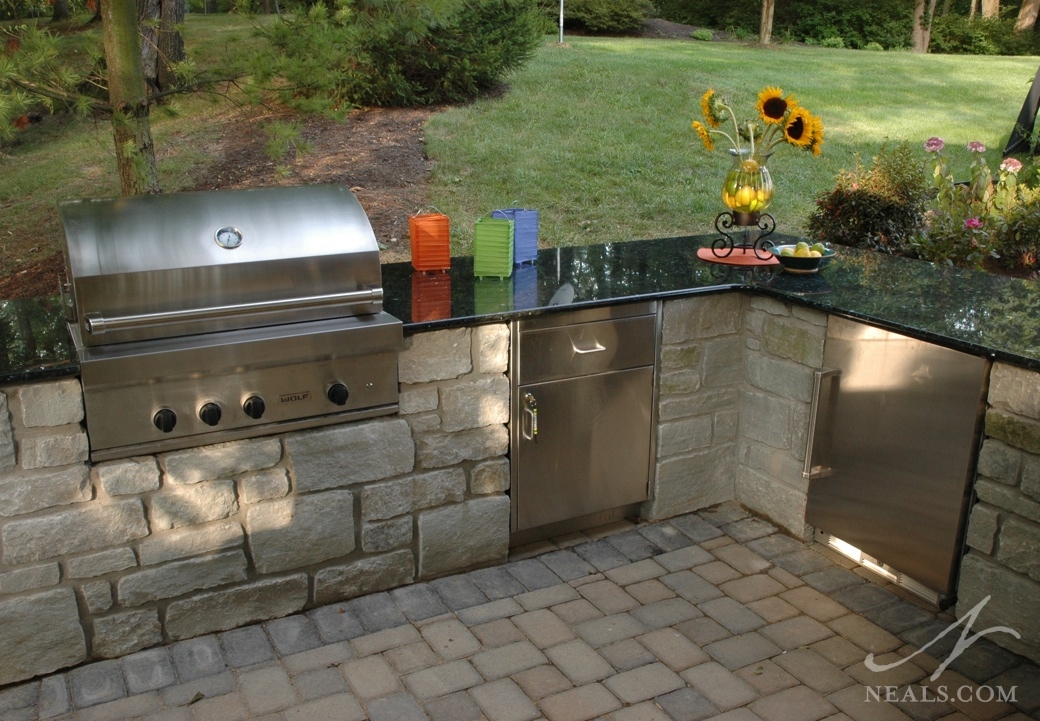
[724,103,743,155]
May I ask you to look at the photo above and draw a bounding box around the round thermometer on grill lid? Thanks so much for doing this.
[214,226,243,249]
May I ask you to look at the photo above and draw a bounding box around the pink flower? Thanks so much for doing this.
[924,137,944,152]
[1000,157,1023,174]
[964,217,984,230]
[967,141,987,153]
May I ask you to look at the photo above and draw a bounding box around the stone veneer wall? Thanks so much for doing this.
[735,296,826,540]
[0,323,511,686]
[957,361,1040,664]
[645,294,744,520]
[646,293,826,542]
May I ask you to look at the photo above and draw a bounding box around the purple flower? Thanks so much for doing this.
[924,137,944,152]
[967,141,987,154]
[964,217,984,230]
[1001,157,1023,174]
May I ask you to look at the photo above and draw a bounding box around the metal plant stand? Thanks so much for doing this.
[710,211,777,260]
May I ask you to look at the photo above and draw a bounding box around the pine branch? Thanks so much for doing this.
[7,76,112,112]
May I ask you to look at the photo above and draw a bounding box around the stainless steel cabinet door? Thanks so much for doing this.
[514,366,653,531]
[805,317,988,600]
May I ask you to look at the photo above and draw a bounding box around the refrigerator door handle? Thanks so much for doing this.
[804,367,842,480]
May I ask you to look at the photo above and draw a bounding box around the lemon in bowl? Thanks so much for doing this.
[770,242,836,273]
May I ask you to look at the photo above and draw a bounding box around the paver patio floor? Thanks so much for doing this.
[5,502,1039,721]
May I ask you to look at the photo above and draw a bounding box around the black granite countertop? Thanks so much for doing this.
[4,234,1040,385]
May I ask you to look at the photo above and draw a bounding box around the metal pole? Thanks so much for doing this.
[559,0,564,44]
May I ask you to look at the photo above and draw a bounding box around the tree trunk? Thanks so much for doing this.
[156,0,186,90]
[913,0,928,51]
[138,0,159,93]
[759,0,775,44]
[913,0,939,52]
[138,0,185,93]
[101,0,160,195]
[970,0,978,19]
[52,0,70,22]
[1016,0,1040,30]
[981,0,999,18]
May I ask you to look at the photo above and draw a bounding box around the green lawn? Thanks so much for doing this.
[425,37,1040,254]
[0,14,269,275]
[1,21,1037,273]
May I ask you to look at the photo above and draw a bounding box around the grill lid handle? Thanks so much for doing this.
[82,287,384,336]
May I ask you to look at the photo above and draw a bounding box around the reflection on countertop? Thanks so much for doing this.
[5,234,1040,383]
[0,296,78,383]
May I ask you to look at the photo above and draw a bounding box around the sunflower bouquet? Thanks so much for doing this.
[692,86,824,160]
[692,86,824,217]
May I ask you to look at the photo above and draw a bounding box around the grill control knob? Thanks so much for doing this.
[199,402,222,427]
[243,395,266,420]
[153,408,177,433]
[327,382,349,406]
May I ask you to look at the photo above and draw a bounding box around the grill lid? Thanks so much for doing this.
[60,185,384,347]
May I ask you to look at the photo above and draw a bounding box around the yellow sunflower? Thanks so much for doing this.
[783,107,814,148]
[700,89,724,129]
[757,86,794,125]
[808,115,825,156]
[691,120,715,151]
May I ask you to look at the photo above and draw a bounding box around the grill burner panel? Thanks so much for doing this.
[76,314,402,461]
[60,186,403,462]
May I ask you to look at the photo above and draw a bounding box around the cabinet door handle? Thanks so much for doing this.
[522,392,538,440]
[572,342,606,354]
[804,367,841,480]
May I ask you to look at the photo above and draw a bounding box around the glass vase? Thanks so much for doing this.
[721,149,773,221]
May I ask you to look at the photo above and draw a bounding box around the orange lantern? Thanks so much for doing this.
[408,212,451,272]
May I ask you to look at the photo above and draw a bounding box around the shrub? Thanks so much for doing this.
[254,0,542,109]
[565,0,654,34]
[691,28,713,41]
[915,138,999,268]
[820,35,845,48]
[655,0,912,49]
[863,41,884,51]
[929,13,1040,55]
[653,0,757,28]
[726,24,754,41]
[814,137,1040,273]
[808,141,930,253]
[997,185,1040,271]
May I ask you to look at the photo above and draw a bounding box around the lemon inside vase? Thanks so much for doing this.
[721,154,773,215]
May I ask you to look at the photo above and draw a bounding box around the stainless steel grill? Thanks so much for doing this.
[60,185,403,462]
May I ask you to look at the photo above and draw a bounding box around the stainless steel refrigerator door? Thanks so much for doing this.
[804,316,988,599]
[514,366,653,531]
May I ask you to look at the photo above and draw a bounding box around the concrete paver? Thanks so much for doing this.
[9,504,1038,721]
[469,678,541,721]
[600,638,658,671]
[749,685,838,721]
[637,628,710,671]
[513,608,577,648]
[539,682,622,721]
[420,618,482,660]
[733,659,799,697]
[340,655,403,701]
[681,660,760,711]
[603,661,684,704]
[544,638,614,685]
[512,664,573,701]
[773,648,855,694]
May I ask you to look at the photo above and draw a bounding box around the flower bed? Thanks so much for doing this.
[809,137,1040,276]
